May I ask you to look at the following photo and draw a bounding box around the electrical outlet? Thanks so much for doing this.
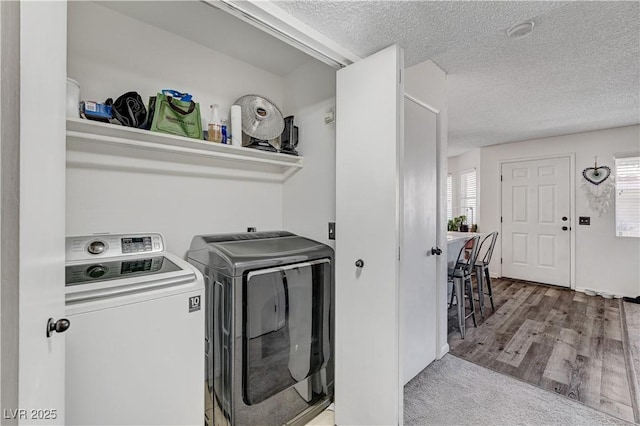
[579,217,590,225]
[324,108,335,125]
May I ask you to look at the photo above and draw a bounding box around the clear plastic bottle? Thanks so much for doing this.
[207,104,222,143]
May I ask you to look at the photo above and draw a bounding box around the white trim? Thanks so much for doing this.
[439,343,450,358]
[497,160,502,278]
[397,47,405,426]
[404,93,439,114]
[614,151,640,159]
[208,0,361,68]
[402,91,448,371]
[574,287,633,299]
[498,153,576,289]
[570,153,576,290]
[434,108,448,363]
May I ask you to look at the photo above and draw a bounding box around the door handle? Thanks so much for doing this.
[562,216,568,221]
[431,247,442,256]
[46,318,70,338]
[355,259,364,268]
[562,226,568,231]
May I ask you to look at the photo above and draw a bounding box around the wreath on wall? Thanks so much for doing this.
[581,157,614,216]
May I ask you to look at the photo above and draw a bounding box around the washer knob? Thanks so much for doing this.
[87,240,106,255]
[86,264,107,279]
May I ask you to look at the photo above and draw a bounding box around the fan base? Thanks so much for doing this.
[246,140,277,153]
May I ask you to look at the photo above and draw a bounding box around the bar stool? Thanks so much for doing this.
[474,232,498,317]
[448,235,480,338]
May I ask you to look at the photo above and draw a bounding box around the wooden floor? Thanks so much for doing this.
[448,277,638,423]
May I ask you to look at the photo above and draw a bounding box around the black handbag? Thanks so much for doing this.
[105,91,148,129]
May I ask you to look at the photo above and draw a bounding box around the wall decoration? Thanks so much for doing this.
[581,156,614,216]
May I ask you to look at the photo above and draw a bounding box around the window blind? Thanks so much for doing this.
[460,169,477,224]
[615,156,640,238]
[447,174,453,220]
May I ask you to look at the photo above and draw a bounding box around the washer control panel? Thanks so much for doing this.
[121,236,153,254]
[66,233,165,262]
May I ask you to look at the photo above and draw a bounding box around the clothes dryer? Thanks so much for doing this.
[188,231,334,426]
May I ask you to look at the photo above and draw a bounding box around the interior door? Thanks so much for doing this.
[501,157,571,286]
[335,45,403,425]
[402,98,437,384]
[17,2,68,423]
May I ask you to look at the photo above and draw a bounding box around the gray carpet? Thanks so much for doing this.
[404,354,633,425]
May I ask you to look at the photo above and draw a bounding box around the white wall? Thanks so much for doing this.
[67,169,283,257]
[480,125,640,297]
[282,61,337,249]
[448,148,481,224]
[281,98,336,248]
[66,2,293,257]
[67,2,285,130]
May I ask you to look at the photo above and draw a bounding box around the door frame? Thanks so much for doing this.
[404,94,449,359]
[401,94,439,381]
[210,0,360,68]
[498,153,576,289]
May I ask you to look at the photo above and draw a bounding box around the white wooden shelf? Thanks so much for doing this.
[66,118,303,182]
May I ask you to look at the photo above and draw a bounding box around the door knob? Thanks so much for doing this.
[355,259,364,268]
[46,318,70,338]
[562,226,568,231]
[562,216,568,221]
[431,247,442,255]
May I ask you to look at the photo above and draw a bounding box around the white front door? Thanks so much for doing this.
[17,2,68,423]
[501,157,571,286]
[402,98,437,384]
[335,44,403,425]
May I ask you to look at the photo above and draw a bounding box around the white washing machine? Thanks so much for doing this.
[64,233,204,426]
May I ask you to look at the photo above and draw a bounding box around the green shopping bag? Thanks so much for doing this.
[148,92,203,140]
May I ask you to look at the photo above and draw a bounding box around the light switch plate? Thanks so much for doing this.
[328,222,335,240]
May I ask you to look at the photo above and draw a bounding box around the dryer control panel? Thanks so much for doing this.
[66,233,165,262]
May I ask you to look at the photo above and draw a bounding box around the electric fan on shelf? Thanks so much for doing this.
[234,94,285,152]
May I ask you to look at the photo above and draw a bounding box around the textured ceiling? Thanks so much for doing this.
[274,1,640,156]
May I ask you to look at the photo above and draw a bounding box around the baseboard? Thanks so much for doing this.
[438,343,450,359]
[575,286,631,299]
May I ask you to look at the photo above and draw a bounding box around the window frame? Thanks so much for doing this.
[446,173,453,221]
[615,155,640,238]
[459,168,477,225]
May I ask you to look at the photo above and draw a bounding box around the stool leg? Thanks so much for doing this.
[466,276,477,327]
[455,277,465,339]
[449,281,456,307]
[475,265,485,318]
[484,266,495,312]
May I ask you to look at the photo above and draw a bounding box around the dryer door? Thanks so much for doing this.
[243,259,331,405]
